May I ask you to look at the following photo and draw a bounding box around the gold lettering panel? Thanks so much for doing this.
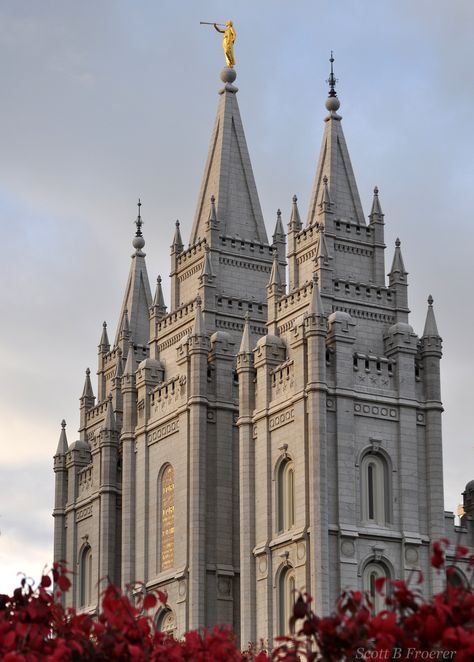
[161,465,175,571]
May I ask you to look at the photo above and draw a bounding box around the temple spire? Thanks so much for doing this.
[389,238,407,278]
[135,198,143,237]
[99,321,110,353]
[152,276,167,318]
[369,186,384,220]
[101,394,116,432]
[288,194,302,232]
[114,203,152,348]
[193,295,205,337]
[310,274,324,316]
[423,295,440,338]
[190,68,268,245]
[307,53,365,227]
[172,220,184,254]
[81,368,94,400]
[55,419,69,456]
[123,341,136,377]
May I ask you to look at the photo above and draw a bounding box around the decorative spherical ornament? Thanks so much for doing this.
[325,96,340,112]
[220,66,237,84]
[133,235,145,250]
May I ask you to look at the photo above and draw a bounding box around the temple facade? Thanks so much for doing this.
[53,59,474,646]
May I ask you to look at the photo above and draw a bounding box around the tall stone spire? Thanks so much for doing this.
[114,201,152,348]
[307,54,365,226]
[389,238,407,280]
[151,276,167,319]
[98,321,110,352]
[423,295,440,338]
[288,194,302,232]
[190,68,268,245]
[81,368,95,402]
[55,419,69,456]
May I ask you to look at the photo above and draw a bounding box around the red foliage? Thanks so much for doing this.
[1,543,473,661]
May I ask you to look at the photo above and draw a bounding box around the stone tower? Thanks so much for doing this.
[53,56,471,644]
[53,65,274,633]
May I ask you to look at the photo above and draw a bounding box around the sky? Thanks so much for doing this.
[0,0,473,594]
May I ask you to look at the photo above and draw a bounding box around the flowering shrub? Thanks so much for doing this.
[0,542,473,661]
[275,540,474,661]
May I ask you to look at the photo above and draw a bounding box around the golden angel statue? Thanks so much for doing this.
[213,21,236,67]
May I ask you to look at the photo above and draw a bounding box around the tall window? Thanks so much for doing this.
[278,566,296,634]
[277,458,295,532]
[79,544,93,607]
[361,452,391,525]
[363,562,387,614]
[159,464,175,571]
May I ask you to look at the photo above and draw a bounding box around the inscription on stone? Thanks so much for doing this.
[161,465,175,571]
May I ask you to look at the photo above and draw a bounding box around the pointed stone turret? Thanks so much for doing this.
[53,419,69,583]
[369,185,384,221]
[288,194,302,232]
[81,368,95,404]
[98,322,110,352]
[239,311,251,355]
[423,295,440,338]
[272,209,287,290]
[318,175,333,215]
[309,274,325,317]
[114,201,152,349]
[268,249,283,291]
[190,67,268,245]
[288,195,302,290]
[192,295,205,337]
[98,322,111,401]
[389,238,407,280]
[201,244,215,280]
[369,186,386,285]
[172,219,184,255]
[388,238,409,321]
[151,276,167,319]
[267,249,284,334]
[101,394,116,432]
[55,419,69,456]
[307,54,365,226]
[123,341,136,377]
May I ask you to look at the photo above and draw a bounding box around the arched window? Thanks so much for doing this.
[447,567,467,588]
[79,544,93,607]
[361,452,391,525]
[156,608,176,635]
[277,458,295,532]
[159,464,175,572]
[363,562,388,614]
[278,566,296,634]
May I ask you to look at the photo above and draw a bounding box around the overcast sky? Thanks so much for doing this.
[1,0,473,594]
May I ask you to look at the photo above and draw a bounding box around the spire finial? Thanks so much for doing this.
[132,199,146,252]
[428,294,434,306]
[395,237,401,247]
[328,51,337,98]
[135,198,143,237]
[325,52,341,113]
[61,419,66,429]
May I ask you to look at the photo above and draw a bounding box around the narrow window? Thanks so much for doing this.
[361,452,391,525]
[363,562,388,614]
[80,545,92,607]
[277,459,296,532]
[368,463,375,520]
[278,567,296,634]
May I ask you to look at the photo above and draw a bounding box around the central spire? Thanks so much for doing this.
[189,67,268,245]
[307,54,365,227]
[114,202,152,348]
